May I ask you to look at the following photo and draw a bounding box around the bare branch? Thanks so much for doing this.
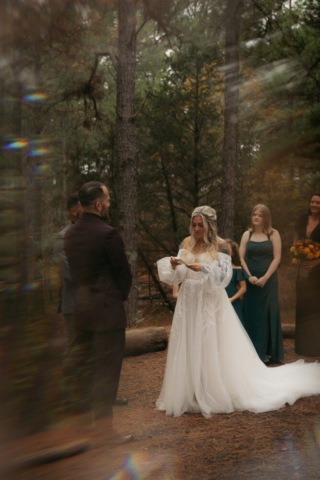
[133,91,151,119]
[139,217,173,255]
[135,19,148,38]
[89,94,102,120]
[138,247,174,312]
[94,51,118,71]
[87,54,99,88]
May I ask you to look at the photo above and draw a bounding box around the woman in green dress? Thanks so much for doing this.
[239,205,284,364]
[225,240,249,325]
[295,192,320,356]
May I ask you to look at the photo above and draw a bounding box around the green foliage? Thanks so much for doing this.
[137,45,224,254]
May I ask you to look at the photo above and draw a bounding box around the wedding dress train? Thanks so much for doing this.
[156,250,320,418]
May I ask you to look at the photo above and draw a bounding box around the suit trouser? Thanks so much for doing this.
[63,329,125,419]
[63,313,74,347]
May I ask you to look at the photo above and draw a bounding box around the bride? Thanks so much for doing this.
[156,206,320,418]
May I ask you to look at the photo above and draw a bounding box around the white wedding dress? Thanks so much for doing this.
[156,250,320,418]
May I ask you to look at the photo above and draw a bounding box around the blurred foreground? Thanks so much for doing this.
[2,333,320,480]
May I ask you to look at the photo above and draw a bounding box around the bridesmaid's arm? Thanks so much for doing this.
[256,230,281,288]
[239,232,258,285]
[229,280,246,303]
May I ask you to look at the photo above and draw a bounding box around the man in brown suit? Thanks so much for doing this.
[64,181,133,445]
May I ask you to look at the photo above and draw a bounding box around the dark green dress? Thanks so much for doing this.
[243,232,284,362]
[225,268,249,325]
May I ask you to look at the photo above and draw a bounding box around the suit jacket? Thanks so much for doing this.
[64,213,132,332]
[53,223,74,315]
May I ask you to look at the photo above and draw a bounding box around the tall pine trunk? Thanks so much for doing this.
[116,0,138,326]
[220,0,243,239]
[193,52,200,208]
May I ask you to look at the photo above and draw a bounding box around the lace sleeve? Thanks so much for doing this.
[157,249,188,286]
[202,253,232,291]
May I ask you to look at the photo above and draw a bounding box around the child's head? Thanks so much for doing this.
[226,239,241,266]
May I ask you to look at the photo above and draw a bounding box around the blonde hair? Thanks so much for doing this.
[249,204,274,235]
[183,206,219,261]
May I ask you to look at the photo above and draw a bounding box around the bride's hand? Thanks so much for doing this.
[187,263,203,272]
[170,257,180,270]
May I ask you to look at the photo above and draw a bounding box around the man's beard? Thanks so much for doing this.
[101,210,109,221]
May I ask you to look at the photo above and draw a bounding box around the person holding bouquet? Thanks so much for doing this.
[239,205,283,364]
[294,192,320,356]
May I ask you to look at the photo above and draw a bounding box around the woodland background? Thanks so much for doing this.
[0,0,320,436]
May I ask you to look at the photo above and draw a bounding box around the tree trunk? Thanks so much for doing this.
[116,0,138,326]
[220,0,243,239]
[193,53,200,208]
[61,112,67,199]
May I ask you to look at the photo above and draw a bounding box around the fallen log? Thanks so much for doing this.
[3,439,90,473]
[124,327,168,357]
[49,326,168,357]
[138,294,161,300]
[281,323,295,339]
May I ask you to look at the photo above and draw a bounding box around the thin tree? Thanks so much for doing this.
[116,0,139,326]
[220,0,243,239]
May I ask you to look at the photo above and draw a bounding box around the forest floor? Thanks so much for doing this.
[4,263,319,480]
[5,333,320,480]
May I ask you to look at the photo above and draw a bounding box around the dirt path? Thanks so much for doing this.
[6,336,320,480]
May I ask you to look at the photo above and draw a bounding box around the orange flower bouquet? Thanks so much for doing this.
[290,239,320,264]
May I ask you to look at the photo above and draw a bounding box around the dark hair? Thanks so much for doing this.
[67,192,80,211]
[308,192,320,214]
[226,239,241,267]
[78,181,106,207]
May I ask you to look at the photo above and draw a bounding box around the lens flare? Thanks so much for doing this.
[22,281,42,292]
[107,452,175,480]
[28,148,51,157]
[3,96,19,103]
[30,138,48,146]
[0,281,42,293]
[31,164,52,177]
[0,282,20,293]
[3,139,28,150]
[276,431,304,477]
[108,454,139,480]
[22,93,48,102]
[303,419,320,464]
[3,137,52,160]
